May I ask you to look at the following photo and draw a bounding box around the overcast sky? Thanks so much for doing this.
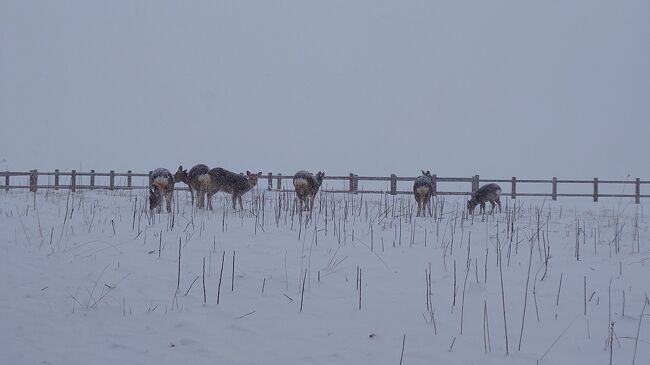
[1,0,648,179]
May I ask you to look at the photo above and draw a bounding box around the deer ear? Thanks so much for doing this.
[427,170,430,175]
[149,188,154,195]
[246,170,251,175]
[178,165,183,171]
[257,172,262,177]
[421,170,426,175]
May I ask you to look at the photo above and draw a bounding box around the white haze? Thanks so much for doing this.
[1,0,649,179]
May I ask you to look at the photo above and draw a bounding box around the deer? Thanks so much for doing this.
[413,170,434,217]
[174,164,211,209]
[467,183,502,215]
[207,168,262,210]
[293,170,325,211]
[149,168,175,213]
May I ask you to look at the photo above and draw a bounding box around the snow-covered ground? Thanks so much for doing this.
[1,188,648,364]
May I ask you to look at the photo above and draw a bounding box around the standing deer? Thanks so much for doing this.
[467,183,502,215]
[293,170,325,211]
[174,164,211,209]
[413,170,434,217]
[207,168,262,210]
[149,168,175,213]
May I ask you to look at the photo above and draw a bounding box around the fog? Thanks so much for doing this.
[1,1,648,179]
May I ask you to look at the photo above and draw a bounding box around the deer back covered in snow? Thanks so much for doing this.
[207,168,262,210]
[413,170,434,217]
[149,168,175,212]
[174,164,210,209]
[467,183,502,215]
[293,170,325,211]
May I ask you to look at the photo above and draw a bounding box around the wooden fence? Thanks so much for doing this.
[1,170,648,204]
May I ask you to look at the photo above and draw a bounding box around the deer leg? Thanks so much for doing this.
[238,195,244,210]
[480,202,486,215]
[205,191,211,211]
[231,194,237,210]
[427,197,433,217]
[490,201,496,214]
[203,191,209,210]
[166,190,173,212]
[189,187,194,206]
[497,199,502,213]
[203,190,208,210]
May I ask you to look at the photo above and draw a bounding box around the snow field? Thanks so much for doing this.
[0,189,648,364]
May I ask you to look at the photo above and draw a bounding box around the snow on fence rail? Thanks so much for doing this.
[1,170,648,203]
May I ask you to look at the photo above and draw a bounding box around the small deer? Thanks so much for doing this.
[467,183,502,215]
[174,164,211,209]
[293,170,325,211]
[149,168,175,213]
[413,170,434,217]
[207,168,262,210]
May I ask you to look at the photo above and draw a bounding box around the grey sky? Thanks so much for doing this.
[1,1,648,179]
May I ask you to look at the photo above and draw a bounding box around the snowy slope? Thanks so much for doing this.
[0,189,648,364]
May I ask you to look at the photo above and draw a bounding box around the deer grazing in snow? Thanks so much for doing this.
[293,170,325,211]
[413,170,434,217]
[467,183,502,215]
[149,168,175,213]
[207,168,262,210]
[174,164,211,209]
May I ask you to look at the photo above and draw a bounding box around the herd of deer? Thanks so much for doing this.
[148,166,501,217]
[413,170,502,217]
[148,165,324,214]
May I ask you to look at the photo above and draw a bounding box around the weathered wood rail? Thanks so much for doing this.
[1,170,648,204]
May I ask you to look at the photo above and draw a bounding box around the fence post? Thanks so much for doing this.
[71,170,76,192]
[148,171,153,186]
[54,169,60,190]
[390,174,397,195]
[471,175,479,192]
[267,173,273,191]
[511,177,517,199]
[552,177,557,201]
[30,169,38,192]
[635,178,640,204]
[354,174,359,192]
[276,173,282,190]
[349,173,355,193]
[90,170,95,190]
[431,174,437,196]
[593,177,598,202]
[127,170,132,189]
[4,171,8,192]
[109,170,115,190]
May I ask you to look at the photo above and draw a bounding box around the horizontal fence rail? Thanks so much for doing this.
[1,170,648,204]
